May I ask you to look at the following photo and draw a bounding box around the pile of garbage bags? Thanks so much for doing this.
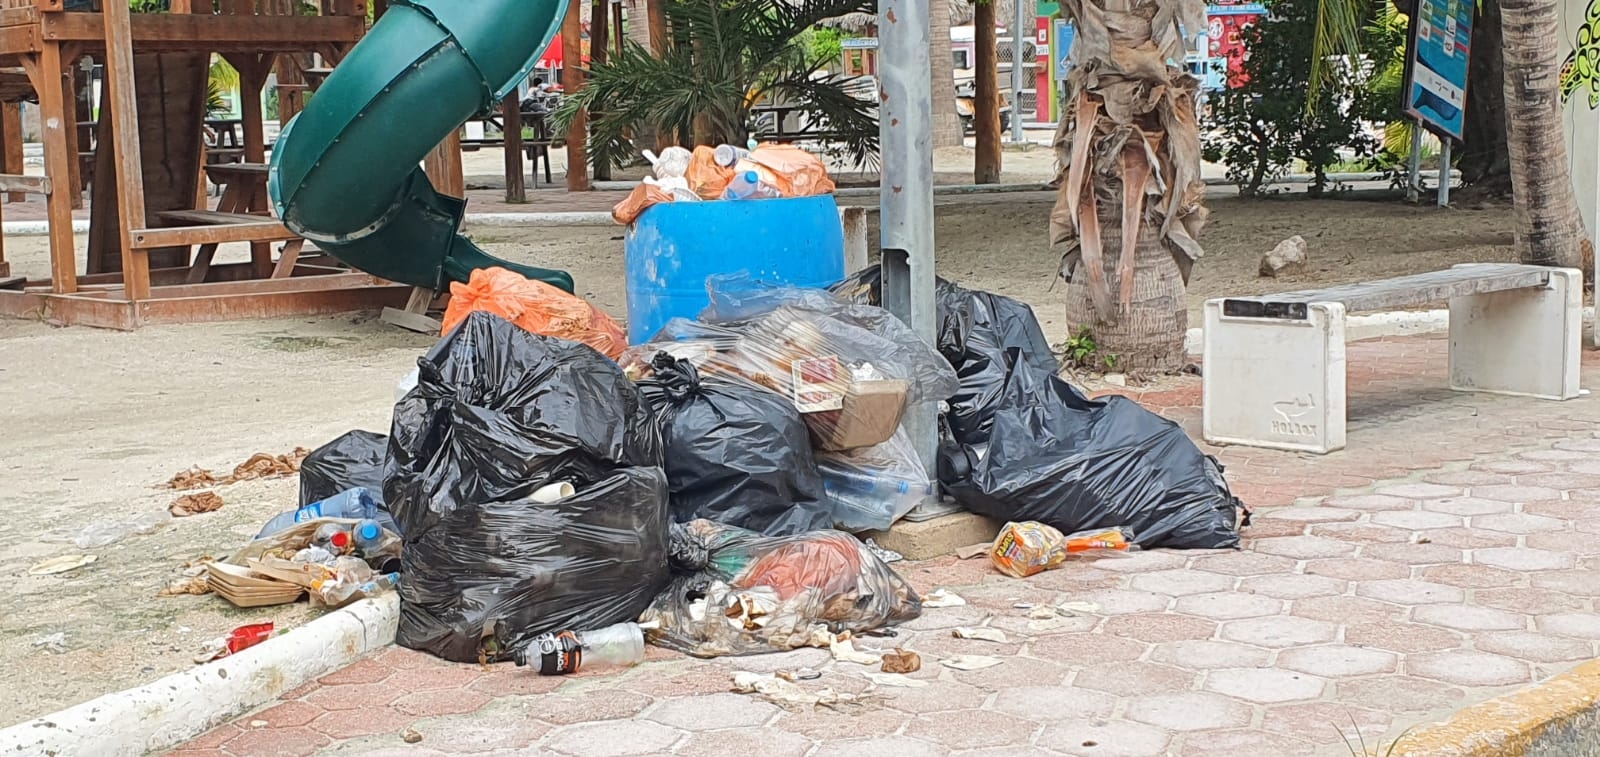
[238,257,1247,668]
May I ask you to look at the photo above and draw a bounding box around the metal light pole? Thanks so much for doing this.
[878,0,943,516]
[1011,0,1027,142]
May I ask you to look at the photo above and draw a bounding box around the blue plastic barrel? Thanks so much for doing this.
[624,195,846,344]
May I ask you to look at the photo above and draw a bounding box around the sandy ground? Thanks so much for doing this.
[0,194,1522,726]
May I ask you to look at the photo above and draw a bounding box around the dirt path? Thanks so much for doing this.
[0,195,1521,726]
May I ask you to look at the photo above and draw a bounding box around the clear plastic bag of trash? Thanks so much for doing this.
[386,312,671,663]
[637,354,831,536]
[73,511,171,549]
[622,294,957,451]
[817,427,934,532]
[642,519,921,657]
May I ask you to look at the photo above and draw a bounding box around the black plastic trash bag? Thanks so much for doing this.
[386,312,671,663]
[939,349,1243,550]
[299,430,389,508]
[642,519,922,657]
[637,354,832,536]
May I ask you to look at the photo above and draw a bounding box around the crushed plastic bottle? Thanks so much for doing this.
[311,523,351,554]
[256,488,392,538]
[73,511,172,549]
[513,621,653,675]
[351,519,402,573]
[713,144,749,168]
[314,572,399,608]
[822,466,936,533]
[722,170,780,200]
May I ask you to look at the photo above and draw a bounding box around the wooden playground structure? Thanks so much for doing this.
[0,0,413,329]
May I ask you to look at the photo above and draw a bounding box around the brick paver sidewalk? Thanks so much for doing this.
[172,336,1600,757]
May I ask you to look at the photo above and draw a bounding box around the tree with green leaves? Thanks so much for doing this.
[555,0,879,170]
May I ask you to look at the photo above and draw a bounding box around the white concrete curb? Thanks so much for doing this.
[1182,306,1597,356]
[0,593,399,757]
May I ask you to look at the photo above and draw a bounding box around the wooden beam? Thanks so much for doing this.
[61,59,80,208]
[561,0,588,192]
[101,0,151,300]
[423,131,464,199]
[0,8,40,27]
[0,174,50,194]
[1,102,24,203]
[501,93,524,203]
[39,14,365,48]
[24,49,78,294]
[131,220,297,249]
[224,52,276,278]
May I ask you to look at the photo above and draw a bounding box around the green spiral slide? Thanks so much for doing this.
[269,0,575,292]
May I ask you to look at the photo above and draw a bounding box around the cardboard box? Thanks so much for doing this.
[806,379,909,451]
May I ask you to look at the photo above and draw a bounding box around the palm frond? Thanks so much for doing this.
[1307,0,1369,113]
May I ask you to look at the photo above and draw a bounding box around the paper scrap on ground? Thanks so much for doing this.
[863,671,927,688]
[1057,600,1102,615]
[955,542,991,560]
[732,672,864,708]
[170,492,225,517]
[922,588,967,608]
[941,655,1003,671]
[881,648,921,674]
[952,626,1008,643]
[29,554,97,576]
[830,636,882,665]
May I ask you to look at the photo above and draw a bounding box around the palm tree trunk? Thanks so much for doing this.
[1501,0,1587,269]
[929,0,966,148]
[1064,214,1188,375]
[973,1,1002,183]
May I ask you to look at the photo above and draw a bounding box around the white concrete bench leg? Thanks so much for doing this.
[1203,301,1348,454]
[1448,266,1582,400]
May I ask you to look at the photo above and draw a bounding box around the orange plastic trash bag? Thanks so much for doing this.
[612,182,673,225]
[685,145,734,200]
[743,144,836,198]
[442,267,627,360]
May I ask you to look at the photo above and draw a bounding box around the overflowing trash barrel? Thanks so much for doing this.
[623,195,846,344]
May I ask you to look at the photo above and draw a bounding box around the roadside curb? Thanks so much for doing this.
[0,593,398,757]
[1389,659,1600,756]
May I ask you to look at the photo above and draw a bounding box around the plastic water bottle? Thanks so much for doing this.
[822,467,937,532]
[314,572,398,607]
[513,621,649,675]
[352,519,403,573]
[311,523,351,554]
[255,488,393,538]
[722,170,779,200]
[713,144,748,167]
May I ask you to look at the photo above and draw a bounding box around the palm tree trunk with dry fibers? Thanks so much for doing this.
[1501,0,1588,270]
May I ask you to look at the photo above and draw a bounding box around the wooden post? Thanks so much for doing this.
[646,0,672,151]
[227,53,277,278]
[1,103,24,204]
[561,0,589,191]
[501,94,525,202]
[424,131,465,199]
[589,0,610,182]
[62,61,83,209]
[101,0,151,300]
[26,47,84,295]
[972,0,1002,185]
[612,1,624,57]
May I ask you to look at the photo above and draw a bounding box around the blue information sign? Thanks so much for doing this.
[1403,0,1473,141]
[1054,19,1076,81]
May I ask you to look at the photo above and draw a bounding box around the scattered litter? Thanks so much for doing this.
[829,636,882,665]
[955,542,992,560]
[952,627,1009,643]
[732,671,865,709]
[29,554,97,576]
[1027,605,1059,619]
[31,632,68,654]
[197,622,276,663]
[862,671,927,688]
[227,448,309,483]
[402,729,423,744]
[1413,535,1433,544]
[164,466,218,490]
[249,720,267,728]
[941,655,1003,671]
[881,648,921,674]
[170,492,225,517]
[863,539,904,564]
[1058,600,1102,615]
[74,511,171,549]
[1014,602,1035,610]
[775,668,823,682]
[922,589,967,608]
[159,575,212,597]
[990,522,1134,578]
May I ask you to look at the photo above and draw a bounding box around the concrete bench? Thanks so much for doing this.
[1202,263,1583,454]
